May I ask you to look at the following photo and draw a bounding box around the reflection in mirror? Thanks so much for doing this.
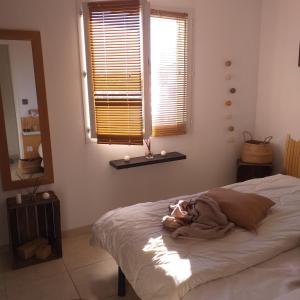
[0,29,53,191]
[0,39,44,181]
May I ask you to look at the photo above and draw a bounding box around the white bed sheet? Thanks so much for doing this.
[183,246,300,300]
[91,174,300,300]
[274,287,300,300]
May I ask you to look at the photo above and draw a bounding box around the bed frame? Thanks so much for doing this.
[118,267,126,297]
[117,134,300,297]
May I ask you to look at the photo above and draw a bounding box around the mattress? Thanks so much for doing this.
[91,174,300,300]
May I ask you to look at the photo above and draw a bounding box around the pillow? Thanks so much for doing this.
[207,188,275,231]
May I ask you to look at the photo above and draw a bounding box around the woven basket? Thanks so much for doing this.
[18,158,42,174]
[241,131,273,164]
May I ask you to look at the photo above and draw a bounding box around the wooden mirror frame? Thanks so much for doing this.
[0,29,54,191]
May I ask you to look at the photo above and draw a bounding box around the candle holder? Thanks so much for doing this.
[144,138,154,159]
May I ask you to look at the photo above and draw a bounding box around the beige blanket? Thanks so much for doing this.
[162,193,234,239]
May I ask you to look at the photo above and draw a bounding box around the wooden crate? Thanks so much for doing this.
[6,191,62,269]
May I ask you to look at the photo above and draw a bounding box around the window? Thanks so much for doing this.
[80,0,189,145]
[151,10,188,137]
[86,0,145,145]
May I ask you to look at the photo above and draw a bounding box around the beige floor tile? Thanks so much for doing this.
[104,284,141,300]
[5,259,66,290]
[6,271,78,300]
[70,258,119,300]
[63,234,112,271]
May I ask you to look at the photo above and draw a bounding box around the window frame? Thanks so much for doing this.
[77,0,193,144]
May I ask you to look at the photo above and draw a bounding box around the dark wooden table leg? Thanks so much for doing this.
[118,266,126,297]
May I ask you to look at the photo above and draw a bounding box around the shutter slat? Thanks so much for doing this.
[88,0,143,145]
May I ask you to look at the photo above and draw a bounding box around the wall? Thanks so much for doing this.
[0,0,262,246]
[255,0,300,171]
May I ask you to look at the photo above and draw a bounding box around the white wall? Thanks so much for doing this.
[255,0,300,171]
[0,0,262,246]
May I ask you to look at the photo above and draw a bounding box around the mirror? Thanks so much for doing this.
[0,29,53,191]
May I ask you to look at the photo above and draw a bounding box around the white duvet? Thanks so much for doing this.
[91,175,300,300]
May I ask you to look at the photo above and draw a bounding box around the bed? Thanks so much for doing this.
[91,136,300,300]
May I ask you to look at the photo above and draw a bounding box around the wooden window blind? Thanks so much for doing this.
[150,10,188,137]
[88,0,144,145]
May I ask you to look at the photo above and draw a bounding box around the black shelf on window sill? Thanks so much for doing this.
[109,152,186,170]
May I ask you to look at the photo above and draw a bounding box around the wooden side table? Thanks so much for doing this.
[236,159,273,183]
[6,191,62,269]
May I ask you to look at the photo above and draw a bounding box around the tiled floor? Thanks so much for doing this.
[0,234,140,300]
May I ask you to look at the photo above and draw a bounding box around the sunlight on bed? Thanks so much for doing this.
[143,235,192,284]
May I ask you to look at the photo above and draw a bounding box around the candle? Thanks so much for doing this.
[16,193,22,204]
[124,155,131,162]
[42,192,50,200]
[160,150,167,156]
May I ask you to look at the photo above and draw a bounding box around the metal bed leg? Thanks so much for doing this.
[118,267,126,297]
